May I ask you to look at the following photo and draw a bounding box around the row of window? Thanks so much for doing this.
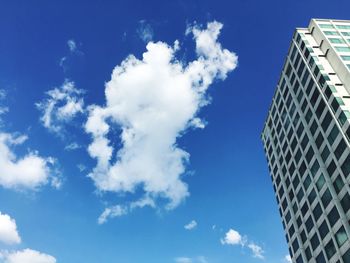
[319,23,350,30]
[264,33,350,262]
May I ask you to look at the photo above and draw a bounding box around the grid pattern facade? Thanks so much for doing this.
[261,19,350,263]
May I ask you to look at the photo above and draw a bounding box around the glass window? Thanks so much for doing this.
[325,239,336,260]
[335,226,348,247]
[305,215,314,233]
[313,203,323,221]
[335,139,347,159]
[341,55,350,61]
[333,175,345,194]
[292,238,299,253]
[324,31,340,36]
[341,193,350,213]
[329,38,346,44]
[342,31,350,36]
[319,24,334,29]
[311,232,320,250]
[303,175,311,190]
[341,154,350,177]
[336,24,350,29]
[319,220,329,239]
[316,252,326,263]
[328,125,339,145]
[343,248,350,263]
[321,188,332,208]
[305,246,312,261]
[316,174,326,190]
[335,46,350,52]
[308,188,317,205]
[328,206,340,226]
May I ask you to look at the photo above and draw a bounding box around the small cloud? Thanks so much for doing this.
[184,220,197,230]
[248,243,265,259]
[221,229,264,260]
[64,142,81,151]
[174,256,208,263]
[0,89,6,100]
[77,164,86,172]
[98,205,128,225]
[221,229,243,246]
[36,80,84,136]
[67,39,77,53]
[137,20,154,43]
[284,254,292,263]
[0,212,21,245]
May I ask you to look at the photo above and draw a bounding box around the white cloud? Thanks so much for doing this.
[97,205,128,225]
[220,229,243,246]
[98,196,155,224]
[0,212,21,245]
[67,39,77,53]
[137,20,154,43]
[175,257,192,263]
[248,243,264,259]
[174,256,208,263]
[221,229,264,260]
[0,133,57,190]
[85,21,237,217]
[184,220,197,230]
[36,80,84,135]
[64,142,81,151]
[284,254,292,263]
[0,89,6,100]
[1,249,56,263]
[77,164,86,172]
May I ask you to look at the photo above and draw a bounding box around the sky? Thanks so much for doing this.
[0,0,349,262]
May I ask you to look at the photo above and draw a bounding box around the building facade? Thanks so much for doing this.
[261,19,350,263]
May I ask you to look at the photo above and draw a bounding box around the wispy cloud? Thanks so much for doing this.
[36,80,84,135]
[221,228,265,260]
[67,39,77,53]
[175,256,208,263]
[64,142,81,151]
[184,220,197,230]
[85,21,237,220]
[137,20,154,43]
[284,254,292,263]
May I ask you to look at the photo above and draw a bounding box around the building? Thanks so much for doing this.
[261,19,350,263]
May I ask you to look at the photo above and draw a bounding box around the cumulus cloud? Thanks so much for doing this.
[36,80,84,135]
[0,133,58,190]
[221,228,264,260]
[85,21,237,218]
[0,212,21,245]
[1,249,56,263]
[220,229,243,245]
[137,20,154,43]
[184,220,197,230]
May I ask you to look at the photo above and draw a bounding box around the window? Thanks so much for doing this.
[313,203,322,221]
[319,24,334,29]
[343,248,350,263]
[328,125,339,145]
[324,31,340,36]
[342,31,350,36]
[329,38,346,44]
[321,189,332,208]
[336,24,350,30]
[335,226,348,247]
[305,215,314,233]
[341,55,350,61]
[341,193,350,213]
[292,238,299,253]
[335,139,347,159]
[316,251,326,263]
[319,220,329,239]
[341,154,350,177]
[335,46,350,52]
[325,239,336,260]
[305,246,312,261]
[333,175,345,194]
[303,175,311,190]
[316,174,326,190]
[328,206,340,226]
[308,188,317,205]
[311,232,320,250]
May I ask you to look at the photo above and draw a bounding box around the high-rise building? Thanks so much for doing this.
[261,19,350,263]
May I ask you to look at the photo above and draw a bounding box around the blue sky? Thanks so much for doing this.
[0,1,349,262]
